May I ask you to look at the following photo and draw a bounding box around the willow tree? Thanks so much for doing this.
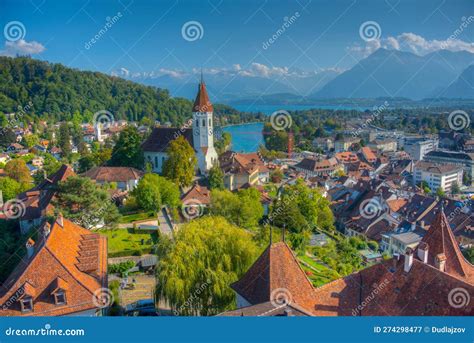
[155,216,258,316]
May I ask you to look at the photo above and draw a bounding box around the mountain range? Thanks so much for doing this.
[119,48,474,103]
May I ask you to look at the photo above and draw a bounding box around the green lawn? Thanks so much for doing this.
[298,254,331,273]
[99,228,158,255]
[119,211,156,224]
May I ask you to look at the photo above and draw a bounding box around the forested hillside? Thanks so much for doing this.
[0,56,263,125]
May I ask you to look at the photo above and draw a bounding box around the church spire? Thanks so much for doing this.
[193,73,213,112]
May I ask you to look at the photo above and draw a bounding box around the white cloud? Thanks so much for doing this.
[0,39,45,56]
[113,63,342,80]
[349,32,474,58]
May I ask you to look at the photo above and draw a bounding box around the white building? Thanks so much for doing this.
[414,161,463,192]
[403,137,438,160]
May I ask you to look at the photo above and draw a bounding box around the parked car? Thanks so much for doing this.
[124,299,159,316]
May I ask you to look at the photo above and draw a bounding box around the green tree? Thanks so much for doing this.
[23,134,39,148]
[4,159,33,184]
[215,132,232,155]
[54,176,120,228]
[155,216,258,315]
[163,135,197,188]
[0,129,16,148]
[210,188,263,229]
[132,174,162,212]
[208,165,224,190]
[451,182,460,195]
[0,177,22,201]
[436,187,446,197]
[109,126,144,169]
[58,122,72,157]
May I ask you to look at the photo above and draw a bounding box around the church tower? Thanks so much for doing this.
[192,77,218,174]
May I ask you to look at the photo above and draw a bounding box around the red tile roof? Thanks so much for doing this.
[81,166,143,183]
[231,242,316,313]
[193,82,213,112]
[0,217,107,316]
[181,183,211,205]
[420,210,474,283]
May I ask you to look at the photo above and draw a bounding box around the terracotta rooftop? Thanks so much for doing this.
[81,166,144,183]
[0,217,107,316]
[230,242,316,313]
[420,210,474,283]
[181,183,211,205]
[193,81,213,112]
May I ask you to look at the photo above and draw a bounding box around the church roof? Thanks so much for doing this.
[230,242,316,312]
[420,209,474,282]
[142,128,194,153]
[193,81,213,112]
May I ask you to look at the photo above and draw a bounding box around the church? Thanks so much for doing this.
[142,79,218,175]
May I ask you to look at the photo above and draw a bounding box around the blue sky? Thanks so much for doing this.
[0,0,473,78]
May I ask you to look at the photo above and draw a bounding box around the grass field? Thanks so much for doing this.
[119,211,156,224]
[99,228,158,255]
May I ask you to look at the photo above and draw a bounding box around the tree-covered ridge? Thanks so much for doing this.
[0,56,264,126]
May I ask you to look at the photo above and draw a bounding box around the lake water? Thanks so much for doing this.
[224,104,367,153]
[223,122,264,153]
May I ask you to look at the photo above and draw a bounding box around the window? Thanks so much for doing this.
[202,119,206,127]
[195,119,199,127]
[54,291,67,305]
[154,156,158,168]
[20,297,33,312]
[209,118,212,126]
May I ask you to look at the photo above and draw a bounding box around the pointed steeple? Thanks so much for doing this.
[230,242,315,312]
[420,208,473,281]
[193,75,213,112]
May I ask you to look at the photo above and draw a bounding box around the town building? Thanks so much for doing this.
[413,161,463,192]
[424,150,474,185]
[0,216,108,316]
[81,166,144,191]
[142,80,218,175]
[334,138,360,153]
[403,137,438,160]
[219,151,268,191]
[367,139,397,152]
[294,157,341,177]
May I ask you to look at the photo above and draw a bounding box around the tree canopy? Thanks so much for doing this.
[132,173,180,212]
[109,126,144,169]
[53,176,120,229]
[155,216,258,315]
[162,135,197,188]
[210,188,263,229]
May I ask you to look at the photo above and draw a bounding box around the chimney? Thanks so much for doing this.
[404,248,414,273]
[435,253,446,272]
[26,238,35,258]
[411,221,416,231]
[57,213,64,227]
[43,222,51,238]
[417,242,429,263]
[283,309,293,316]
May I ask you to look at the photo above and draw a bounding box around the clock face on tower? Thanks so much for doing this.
[193,127,200,136]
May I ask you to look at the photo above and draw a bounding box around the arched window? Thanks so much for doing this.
[202,119,206,126]
[209,118,212,126]
[154,156,158,168]
[195,119,199,127]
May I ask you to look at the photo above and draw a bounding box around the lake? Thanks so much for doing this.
[223,104,368,153]
[223,122,264,153]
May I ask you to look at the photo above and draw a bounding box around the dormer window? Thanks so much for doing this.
[20,297,33,312]
[54,290,67,305]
